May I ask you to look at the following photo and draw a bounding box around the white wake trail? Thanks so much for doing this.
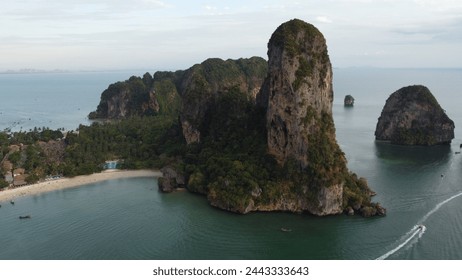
[376,225,425,260]
[418,192,462,224]
[377,191,462,260]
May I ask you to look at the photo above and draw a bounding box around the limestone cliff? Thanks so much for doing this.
[262,19,333,167]
[257,19,346,216]
[89,19,384,217]
[89,57,267,145]
[89,73,164,119]
[158,166,186,193]
[375,85,454,145]
[183,19,384,217]
[179,57,267,144]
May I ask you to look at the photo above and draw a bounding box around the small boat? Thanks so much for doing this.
[10,200,14,205]
[417,224,425,231]
[280,228,292,232]
[19,215,31,219]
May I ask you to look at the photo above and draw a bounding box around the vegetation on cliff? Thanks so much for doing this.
[183,88,283,211]
[88,73,181,119]
[254,19,384,216]
[269,19,330,92]
[375,85,454,145]
[180,87,379,215]
[270,19,324,59]
[178,57,267,144]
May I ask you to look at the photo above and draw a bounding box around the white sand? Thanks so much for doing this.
[0,169,161,202]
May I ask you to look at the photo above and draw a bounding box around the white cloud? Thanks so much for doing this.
[1,0,462,70]
[316,16,333,24]
[413,0,462,11]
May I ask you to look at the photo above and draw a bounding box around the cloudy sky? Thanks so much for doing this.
[1,0,461,71]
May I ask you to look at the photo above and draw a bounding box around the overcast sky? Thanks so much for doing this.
[1,0,461,71]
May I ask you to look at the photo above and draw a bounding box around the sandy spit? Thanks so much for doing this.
[0,169,161,202]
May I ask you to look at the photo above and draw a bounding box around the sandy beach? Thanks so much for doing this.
[0,169,161,202]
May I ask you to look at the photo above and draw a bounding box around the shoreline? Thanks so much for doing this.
[0,169,161,202]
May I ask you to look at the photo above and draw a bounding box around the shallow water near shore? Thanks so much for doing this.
[1,68,462,259]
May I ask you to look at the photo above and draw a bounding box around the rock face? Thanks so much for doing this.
[179,57,267,144]
[257,19,348,216]
[375,85,454,145]
[89,57,268,145]
[344,95,354,106]
[158,166,186,193]
[89,73,163,119]
[262,19,333,167]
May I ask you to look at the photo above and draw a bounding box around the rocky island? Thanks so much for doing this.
[375,85,454,145]
[344,95,355,106]
[1,19,385,217]
[83,19,385,217]
[251,19,383,216]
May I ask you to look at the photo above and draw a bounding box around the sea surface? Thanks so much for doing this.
[0,71,147,132]
[1,68,462,259]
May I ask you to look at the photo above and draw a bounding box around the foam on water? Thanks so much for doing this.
[376,225,426,260]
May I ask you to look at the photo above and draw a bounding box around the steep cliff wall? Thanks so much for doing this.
[262,19,333,167]
[257,19,346,215]
[175,19,384,217]
[179,57,267,144]
[375,85,454,145]
[89,57,267,145]
[89,73,163,119]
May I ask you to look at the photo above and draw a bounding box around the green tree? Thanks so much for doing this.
[9,151,21,167]
[0,178,9,189]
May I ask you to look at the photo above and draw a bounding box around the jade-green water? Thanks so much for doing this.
[1,68,462,259]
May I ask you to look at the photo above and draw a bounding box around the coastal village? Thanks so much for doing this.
[0,138,65,190]
[0,139,123,191]
[0,129,143,208]
[2,144,26,187]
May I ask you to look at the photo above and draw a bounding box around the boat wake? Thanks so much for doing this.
[377,191,462,260]
[376,224,426,260]
[418,192,462,224]
[377,151,462,260]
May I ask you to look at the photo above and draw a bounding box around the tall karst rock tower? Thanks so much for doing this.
[258,19,349,215]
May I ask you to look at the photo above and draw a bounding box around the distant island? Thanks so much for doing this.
[375,85,454,145]
[344,95,355,106]
[0,19,385,217]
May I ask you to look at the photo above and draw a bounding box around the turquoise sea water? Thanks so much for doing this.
[1,68,462,259]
